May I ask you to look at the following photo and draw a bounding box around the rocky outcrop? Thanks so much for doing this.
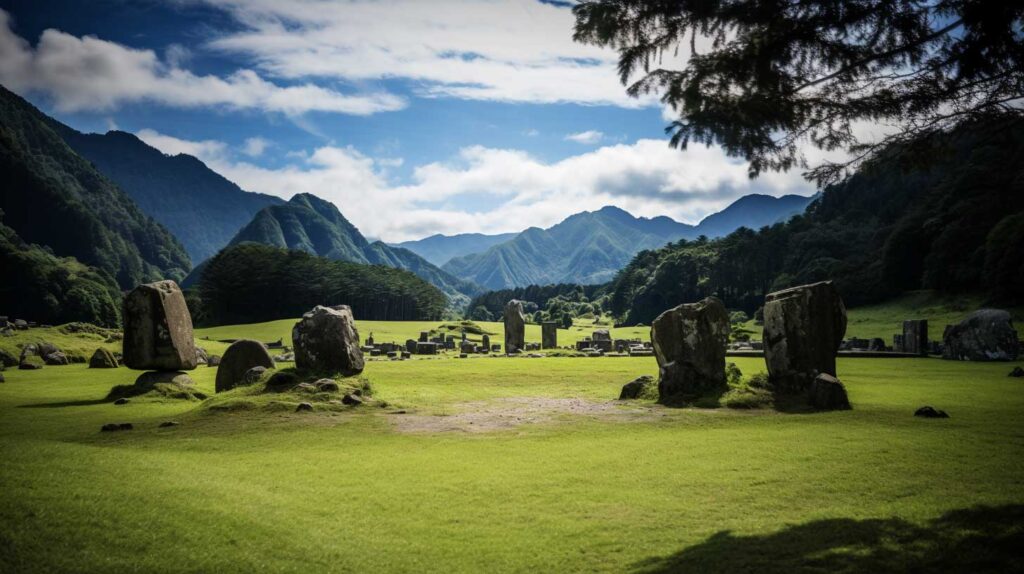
[504,300,526,354]
[763,281,847,394]
[651,297,730,403]
[215,339,275,393]
[122,281,197,371]
[89,348,119,368]
[942,309,1019,361]
[292,305,364,376]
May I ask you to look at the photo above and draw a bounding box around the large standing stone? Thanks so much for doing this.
[215,339,276,392]
[482,334,490,350]
[122,280,197,371]
[903,320,928,356]
[942,309,1019,361]
[651,297,730,403]
[541,322,558,349]
[292,305,365,376]
[763,281,847,394]
[89,348,119,369]
[504,300,526,354]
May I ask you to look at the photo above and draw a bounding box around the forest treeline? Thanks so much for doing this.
[192,243,448,326]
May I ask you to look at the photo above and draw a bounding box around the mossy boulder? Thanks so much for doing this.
[89,348,119,368]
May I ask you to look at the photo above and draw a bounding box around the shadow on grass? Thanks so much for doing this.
[633,504,1024,573]
[17,398,109,408]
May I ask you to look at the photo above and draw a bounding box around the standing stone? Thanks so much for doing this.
[89,348,119,369]
[763,281,847,394]
[903,320,928,356]
[504,300,526,354]
[215,339,275,393]
[405,339,417,353]
[122,280,197,371]
[482,334,490,350]
[418,331,430,343]
[292,305,365,376]
[942,309,1020,361]
[593,329,611,341]
[651,297,730,403]
[542,322,558,349]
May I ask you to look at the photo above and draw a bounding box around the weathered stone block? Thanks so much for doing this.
[651,296,730,403]
[763,281,846,393]
[122,280,197,371]
[504,300,526,354]
[292,305,364,376]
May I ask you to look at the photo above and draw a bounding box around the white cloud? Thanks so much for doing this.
[137,128,228,160]
[194,0,663,108]
[0,9,405,115]
[564,130,604,145]
[137,128,814,242]
[242,137,270,157]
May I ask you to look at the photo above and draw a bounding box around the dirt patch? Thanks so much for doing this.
[388,396,669,434]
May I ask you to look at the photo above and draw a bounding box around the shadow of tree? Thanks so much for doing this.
[633,505,1024,573]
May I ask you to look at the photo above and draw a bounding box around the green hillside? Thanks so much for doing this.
[219,193,480,303]
[57,129,283,263]
[0,84,190,289]
[608,116,1024,324]
[393,232,518,266]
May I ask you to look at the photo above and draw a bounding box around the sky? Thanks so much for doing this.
[0,0,816,242]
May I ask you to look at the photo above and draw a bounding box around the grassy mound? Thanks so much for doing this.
[201,368,378,413]
[435,320,495,336]
[107,373,208,402]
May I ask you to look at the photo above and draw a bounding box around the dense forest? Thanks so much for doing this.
[194,243,448,325]
[0,85,190,289]
[607,117,1024,324]
[466,283,610,325]
[0,219,122,327]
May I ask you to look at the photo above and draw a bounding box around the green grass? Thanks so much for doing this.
[2,324,1023,572]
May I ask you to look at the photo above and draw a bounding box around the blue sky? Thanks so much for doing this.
[0,0,814,241]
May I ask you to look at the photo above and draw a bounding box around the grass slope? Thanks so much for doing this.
[0,353,1022,572]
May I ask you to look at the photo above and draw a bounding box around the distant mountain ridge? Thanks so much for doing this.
[55,129,284,263]
[440,195,813,290]
[393,232,518,266]
[218,193,481,305]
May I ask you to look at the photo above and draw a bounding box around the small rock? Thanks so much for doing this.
[914,406,950,419]
[459,353,468,358]
[1009,366,1024,378]
[265,371,300,392]
[18,359,42,370]
[159,421,180,428]
[101,422,134,432]
[342,393,363,406]
[243,366,268,385]
[619,375,655,400]
[295,402,314,412]
[114,398,130,405]
[88,348,119,369]
[119,423,134,430]
[294,382,317,393]
[207,355,221,367]
[43,351,69,366]
[808,373,852,410]
[314,379,340,393]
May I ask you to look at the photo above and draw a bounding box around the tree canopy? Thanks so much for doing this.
[573,0,1024,185]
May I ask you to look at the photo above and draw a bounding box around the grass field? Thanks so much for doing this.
[2,325,1023,572]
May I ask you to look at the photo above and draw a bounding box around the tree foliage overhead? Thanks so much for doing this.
[574,0,1024,185]
[196,243,448,326]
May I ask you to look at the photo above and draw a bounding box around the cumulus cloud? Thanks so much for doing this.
[242,137,270,157]
[138,129,814,242]
[564,130,604,144]
[137,128,227,160]
[195,0,664,108]
[0,9,405,115]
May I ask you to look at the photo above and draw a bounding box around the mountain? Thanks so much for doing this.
[393,232,518,266]
[0,85,190,294]
[211,193,481,304]
[55,129,283,263]
[693,193,815,238]
[440,195,813,290]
